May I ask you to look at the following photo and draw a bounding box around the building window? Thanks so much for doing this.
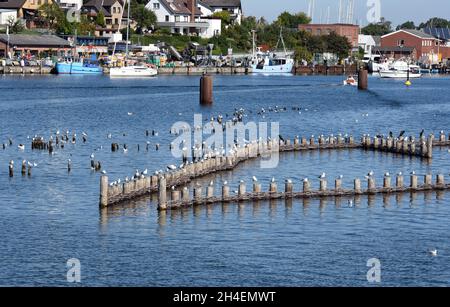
[165,15,169,22]
[397,39,405,46]
[118,7,121,13]
[113,7,116,13]
[153,3,160,9]
[175,16,180,22]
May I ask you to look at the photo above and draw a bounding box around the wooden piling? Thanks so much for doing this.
[8,160,13,177]
[238,181,246,197]
[158,177,167,210]
[285,180,293,194]
[21,160,26,176]
[425,174,432,186]
[436,174,445,186]
[358,68,368,90]
[354,178,361,193]
[396,175,404,188]
[99,176,109,208]
[320,179,327,192]
[410,174,418,189]
[335,178,342,191]
[303,180,311,193]
[200,74,213,105]
[182,187,190,202]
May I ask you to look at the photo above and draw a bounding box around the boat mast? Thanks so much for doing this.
[125,0,130,58]
[251,30,256,57]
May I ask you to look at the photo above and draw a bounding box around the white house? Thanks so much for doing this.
[0,9,17,25]
[358,34,377,55]
[145,0,223,38]
[201,0,242,24]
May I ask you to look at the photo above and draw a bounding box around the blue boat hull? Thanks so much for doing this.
[56,62,103,75]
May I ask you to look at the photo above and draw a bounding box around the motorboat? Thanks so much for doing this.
[343,75,358,86]
[250,28,294,74]
[379,60,421,78]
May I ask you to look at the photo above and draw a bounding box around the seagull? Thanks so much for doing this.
[167,164,177,171]
[410,170,416,175]
[286,179,292,184]
[101,170,107,174]
[367,170,374,177]
[319,172,326,179]
[303,178,308,182]
[127,112,133,116]
[90,153,94,159]
[429,249,438,257]
[252,176,258,182]
[223,181,228,185]
[398,171,403,176]
[142,169,148,175]
[385,172,390,177]
[338,174,343,179]
[18,144,25,151]
[271,177,275,183]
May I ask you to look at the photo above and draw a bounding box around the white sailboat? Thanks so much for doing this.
[250,28,294,74]
[110,0,157,77]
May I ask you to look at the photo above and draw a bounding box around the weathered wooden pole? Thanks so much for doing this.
[200,73,213,105]
[158,176,167,210]
[410,174,418,189]
[222,182,230,200]
[358,68,368,90]
[238,181,246,198]
[9,160,14,177]
[396,174,404,188]
[354,178,361,194]
[99,175,109,208]
[285,180,293,194]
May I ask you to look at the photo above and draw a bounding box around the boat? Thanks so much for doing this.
[110,65,157,77]
[250,28,294,74]
[343,75,358,86]
[367,54,389,73]
[56,56,103,75]
[379,60,421,78]
[109,0,157,78]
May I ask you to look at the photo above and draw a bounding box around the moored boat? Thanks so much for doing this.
[56,57,103,75]
[379,60,421,78]
[109,65,157,77]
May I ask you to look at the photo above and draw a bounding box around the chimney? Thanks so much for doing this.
[187,0,196,23]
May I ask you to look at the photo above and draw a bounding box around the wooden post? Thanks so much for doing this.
[171,189,180,202]
[207,183,214,198]
[253,182,261,193]
[335,178,342,191]
[303,179,311,193]
[426,134,433,159]
[269,181,277,193]
[158,176,167,210]
[99,176,109,208]
[410,174,418,189]
[319,179,327,192]
[424,174,432,186]
[436,174,445,186]
[9,160,13,177]
[383,176,391,189]
[354,178,361,193]
[200,74,213,105]
[396,175,404,188]
[193,186,202,204]
[368,178,376,191]
[21,160,26,176]
[285,180,293,194]
[238,181,246,197]
[182,187,190,202]
[222,183,230,200]
[358,68,368,90]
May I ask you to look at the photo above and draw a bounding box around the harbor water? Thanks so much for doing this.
[0,74,449,286]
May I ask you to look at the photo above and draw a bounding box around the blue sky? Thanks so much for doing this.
[241,0,450,27]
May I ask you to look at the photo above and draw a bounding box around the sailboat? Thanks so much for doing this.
[250,28,294,74]
[109,0,157,77]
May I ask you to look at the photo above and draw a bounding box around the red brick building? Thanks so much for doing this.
[381,29,450,62]
[298,23,359,48]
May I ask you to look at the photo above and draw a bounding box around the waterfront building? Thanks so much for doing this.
[0,34,71,57]
[298,23,360,49]
[54,0,83,10]
[381,29,450,63]
[201,0,242,25]
[358,34,377,55]
[0,8,17,25]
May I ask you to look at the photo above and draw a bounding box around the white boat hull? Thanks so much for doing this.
[379,71,421,78]
[251,62,293,73]
[110,66,157,77]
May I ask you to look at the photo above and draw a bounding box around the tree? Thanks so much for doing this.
[276,11,311,29]
[294,46,312,63]
[419,17,450,29]
[396,21,416,31]
[6,16,24,34]
[362,19,392,36]
[96,11,106,27]
[325,31,352,60]
[131,1,157,34]
[75,15,97,36]
[212,11,231,26]
[39,2,64,29]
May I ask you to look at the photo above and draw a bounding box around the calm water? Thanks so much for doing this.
[0,74,449,286]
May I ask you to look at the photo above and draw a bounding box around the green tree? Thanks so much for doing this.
[75,15,97,36]
[212,11,231,26]
[362,18,392,36]
[324,31,352,60]
[131,1,157,34]
[396,21,416,30]
[39,2,64,29]
[294,46,312,62]
[419,17,450,29]
[96,11,106,27]
[6,16,24,34]
[276,11,311,28]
